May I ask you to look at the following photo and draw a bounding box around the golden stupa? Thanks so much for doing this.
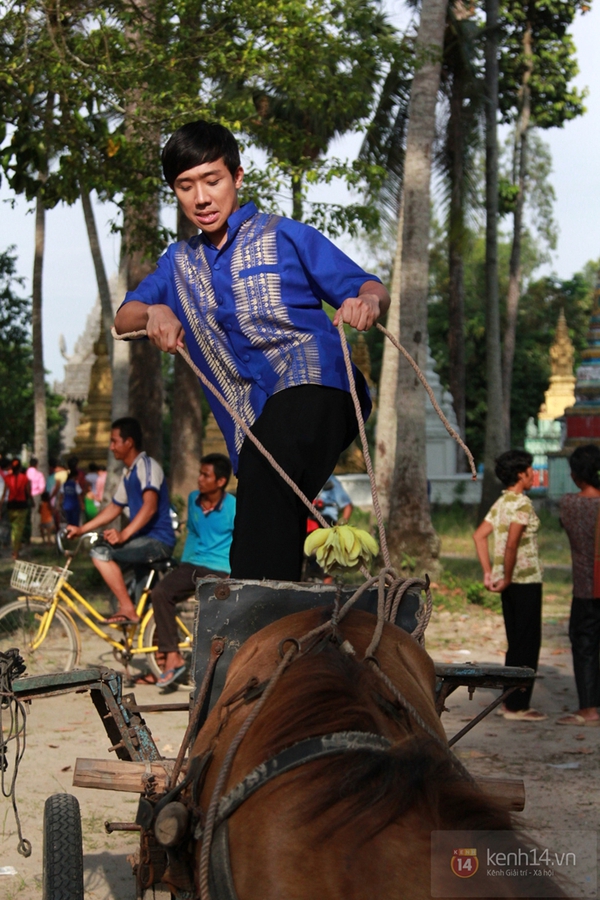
[538,309,576,421]
[70,328,113,466]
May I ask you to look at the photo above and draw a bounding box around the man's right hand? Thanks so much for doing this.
[66,525,83,540]
[146,305,185,354]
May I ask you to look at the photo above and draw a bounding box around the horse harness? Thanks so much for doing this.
[204,730,392,900]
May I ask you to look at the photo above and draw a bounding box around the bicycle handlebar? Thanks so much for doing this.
[56,527,103,558]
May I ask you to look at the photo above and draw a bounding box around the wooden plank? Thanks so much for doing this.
[476,776,525,811]
[73,758,178,793]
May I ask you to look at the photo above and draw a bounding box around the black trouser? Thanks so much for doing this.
[152,563,227,654]
[569,597,600,710]
[230,385,357,582]
[501,582,542,711]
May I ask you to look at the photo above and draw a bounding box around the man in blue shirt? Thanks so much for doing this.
[67,417,175,624]
[115,121,390,581]
[152,453,235,687]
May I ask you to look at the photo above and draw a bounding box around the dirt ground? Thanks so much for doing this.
[0,590,597,899]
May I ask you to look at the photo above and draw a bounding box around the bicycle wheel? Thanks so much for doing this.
[43,793,84,900]
[141,608,194,679]
[0,598,80,675]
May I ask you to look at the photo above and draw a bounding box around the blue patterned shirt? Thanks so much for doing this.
[121,202,377,471]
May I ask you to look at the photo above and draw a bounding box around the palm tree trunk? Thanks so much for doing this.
[32,195,48,475]
[374,195,403,520]
[478,0,506,520]
[386,0,448,576]
[170,206,203,502]
[447,70,467,469]
[81,187,114,362]
[291,173,303,221]
[501,20,532,444]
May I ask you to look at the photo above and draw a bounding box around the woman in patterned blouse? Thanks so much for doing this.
[558,445,600,726]
[473,450,546,722]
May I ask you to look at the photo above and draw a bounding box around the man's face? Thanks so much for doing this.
[198,464,226,495]
[173,159,244,248]
[110,428,133,462]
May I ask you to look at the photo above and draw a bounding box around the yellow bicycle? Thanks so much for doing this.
[1,533,195,677]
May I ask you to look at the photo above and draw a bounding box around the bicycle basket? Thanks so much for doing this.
[10,561,71,599]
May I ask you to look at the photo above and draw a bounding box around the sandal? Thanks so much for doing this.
[556,713,600,727]
[502,708,547,721]
[157,664,187,689]
[104,613,140,627]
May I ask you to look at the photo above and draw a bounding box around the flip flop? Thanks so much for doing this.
[104,613,140,627]
[502,708,547,721]
[157,664,187,689]
[556,714,600,727]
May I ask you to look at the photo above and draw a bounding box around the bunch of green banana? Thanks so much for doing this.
[304,525,379,573]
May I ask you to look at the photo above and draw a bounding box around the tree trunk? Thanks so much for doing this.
[478,0,506,520]
[291,173,303,221]
[447,69,467,470]
[81,186,114,362]
[374,195,403,520]
[386,0,447,576]
[170,206,204,502]
[32,194,48,475]
[501,20,532,444]
[127,207,163,460]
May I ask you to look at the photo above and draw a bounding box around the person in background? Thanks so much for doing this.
[317,474,353,526]
[66,417,175,625]
[59,458,84,527]
[5,459,30,559]
[49,460,68,529]
[473,449,546,722]
[39,490,55,544]
[94,464,107,507]
[152,453,235,688]
[26,456,46,540]
[557,445,600,726]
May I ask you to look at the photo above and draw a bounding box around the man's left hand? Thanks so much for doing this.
[103,528,124,546]
[333,293,381,331]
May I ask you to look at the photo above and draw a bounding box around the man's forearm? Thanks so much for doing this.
[114,301,150,335]
[503,544,518,585]
[82,502,122,533]
[120,496,159,542]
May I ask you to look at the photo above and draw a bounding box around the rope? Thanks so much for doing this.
[375,323,477,479]
[0,650,32,857]
[337,322,391,567]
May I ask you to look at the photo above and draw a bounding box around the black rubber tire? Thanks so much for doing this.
[0,598,80,675]
[43,793,84,900]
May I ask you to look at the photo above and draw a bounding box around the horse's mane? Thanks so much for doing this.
[244,639,514,840]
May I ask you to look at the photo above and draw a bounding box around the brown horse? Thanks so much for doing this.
[188,608,567,900]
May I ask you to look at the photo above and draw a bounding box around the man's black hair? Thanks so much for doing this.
[201,453,232,486]
[161,121,241,186]
[30,457,38,467]
[494,449,533,488]
[569,444,600,489]
[112,417,143,450]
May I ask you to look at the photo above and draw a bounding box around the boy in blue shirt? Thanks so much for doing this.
[115,121,389,582]
[152,453,235,687]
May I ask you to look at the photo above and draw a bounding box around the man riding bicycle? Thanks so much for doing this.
[66,417,175,625]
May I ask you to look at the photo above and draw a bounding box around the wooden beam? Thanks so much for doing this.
[476,776,525,811]
[73,758,178,794]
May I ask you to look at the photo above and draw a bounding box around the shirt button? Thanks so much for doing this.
[214,263,221,271]
[225,323,232,331]
[217,297,223,305]
[256,374,262,382]
[243,353,250,362]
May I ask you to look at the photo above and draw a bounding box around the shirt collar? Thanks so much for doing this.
[195,490,226,514]
[199,201,258,250]
[124,451,145,476]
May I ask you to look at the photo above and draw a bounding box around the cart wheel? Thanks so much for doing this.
[43,793,84,900]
